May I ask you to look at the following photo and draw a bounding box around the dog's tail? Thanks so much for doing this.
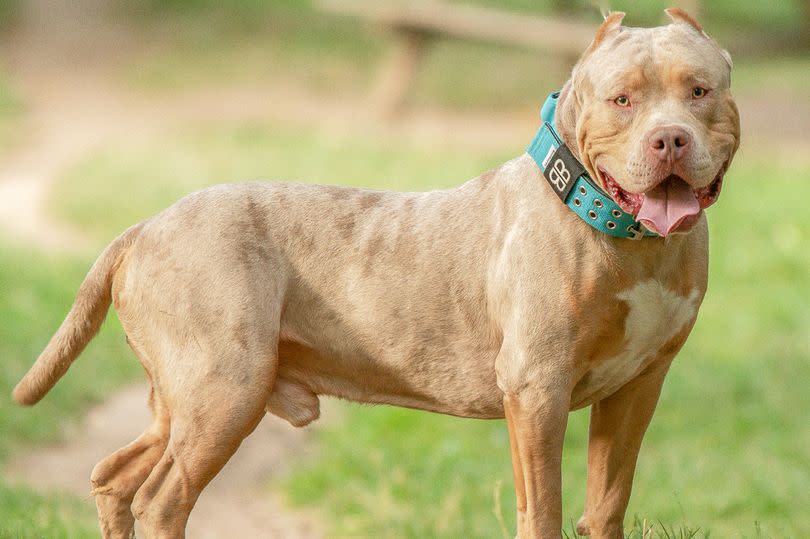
[12,222,144,406]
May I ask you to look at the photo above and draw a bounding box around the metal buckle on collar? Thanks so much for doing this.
[627,224,647,240]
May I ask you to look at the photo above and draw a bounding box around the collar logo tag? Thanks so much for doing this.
[541,139,585,202]
[548,158,571,194]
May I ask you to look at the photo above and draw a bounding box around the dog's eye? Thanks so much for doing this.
[692,87,707,99]
[614,95,631,107]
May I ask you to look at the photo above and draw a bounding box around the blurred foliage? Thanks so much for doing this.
[134,0,803,24]
[0,74,23,154]
[462,0,802,27]
[128,0,807,54]
[122,0,809,110]
[130,0,310,28]
[126,4,385,99]
[733,57,810,100]
[140,0,303,13]
[0,0,18,29]
[0,77,19,111]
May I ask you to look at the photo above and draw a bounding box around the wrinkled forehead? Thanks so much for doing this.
[577,24,731,94]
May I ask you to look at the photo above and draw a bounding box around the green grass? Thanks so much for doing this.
[0,486,98,539]
[45,117,810,536]
[0,242,143,537]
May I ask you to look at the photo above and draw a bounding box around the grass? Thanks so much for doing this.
[0,242,143,537]
[44,116,810,536]
[0,486,98,539]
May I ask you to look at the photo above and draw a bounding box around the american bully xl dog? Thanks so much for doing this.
[13,8,739,538]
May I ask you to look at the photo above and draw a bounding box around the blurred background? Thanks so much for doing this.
[0,1,808,537]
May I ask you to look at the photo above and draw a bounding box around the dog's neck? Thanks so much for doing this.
[527,92,657,240]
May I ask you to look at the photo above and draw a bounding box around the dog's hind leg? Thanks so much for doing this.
[91,384,170,539]
[130,347,274,538]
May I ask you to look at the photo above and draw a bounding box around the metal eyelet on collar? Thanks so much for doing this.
[607,221,616,229]
[588,210,597,219]
[594,199,603,208]
[579,186,587,196]
[574,198,581,206]
[612,209,622,218]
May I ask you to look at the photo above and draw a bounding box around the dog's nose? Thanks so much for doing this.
[646,126,691,162]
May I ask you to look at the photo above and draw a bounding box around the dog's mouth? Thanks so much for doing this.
[598,163,726,236]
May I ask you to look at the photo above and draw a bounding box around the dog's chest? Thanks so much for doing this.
[574,279,700,406]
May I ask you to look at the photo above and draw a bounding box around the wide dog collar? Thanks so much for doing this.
[527,92,657,239]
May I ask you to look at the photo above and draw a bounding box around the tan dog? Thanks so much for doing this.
[13,8,739,538]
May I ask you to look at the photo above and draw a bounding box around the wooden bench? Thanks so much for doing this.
[317,0,598,116]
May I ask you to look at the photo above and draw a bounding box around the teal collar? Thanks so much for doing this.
[527,92,656,239]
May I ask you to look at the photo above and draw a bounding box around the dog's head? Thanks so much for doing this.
[556,8,740,236]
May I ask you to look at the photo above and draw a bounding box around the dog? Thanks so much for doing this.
[13,8,739,538]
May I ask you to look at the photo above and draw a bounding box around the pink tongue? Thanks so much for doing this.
[636,177,701,236]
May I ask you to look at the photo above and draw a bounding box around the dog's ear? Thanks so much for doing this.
[584,11,625,55]
[560,12,624,156]
[665,7,733,68]
[664,7,702,32]
[555,79,579,157]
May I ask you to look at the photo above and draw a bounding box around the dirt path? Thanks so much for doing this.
[6,385,324,538]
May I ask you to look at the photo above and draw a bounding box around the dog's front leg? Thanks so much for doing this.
[576,358,673,538]
[500,342,573,539]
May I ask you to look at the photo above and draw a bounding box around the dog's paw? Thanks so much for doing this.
[575,515,591,536]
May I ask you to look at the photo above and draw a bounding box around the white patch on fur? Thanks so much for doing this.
[588,279,699,395]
